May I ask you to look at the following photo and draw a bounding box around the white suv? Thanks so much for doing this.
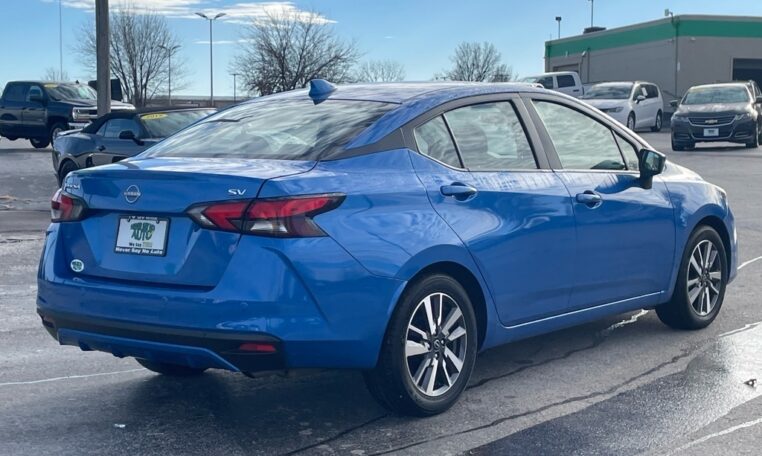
[581,81,664,132]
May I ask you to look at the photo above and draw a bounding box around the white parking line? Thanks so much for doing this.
[738,256,762,270]
[667,417,762,455]
[0,368,144,388]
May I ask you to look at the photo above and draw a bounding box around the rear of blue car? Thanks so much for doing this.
[37,95,414,373]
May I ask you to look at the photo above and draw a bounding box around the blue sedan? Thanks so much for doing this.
[38,80,737,416]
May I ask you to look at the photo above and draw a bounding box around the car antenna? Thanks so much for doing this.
[308,79,336,104]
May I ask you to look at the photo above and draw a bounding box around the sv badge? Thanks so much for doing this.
[228,189,247,196]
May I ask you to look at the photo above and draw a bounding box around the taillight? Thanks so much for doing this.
[51,189,87,222]
[187,194,344,237]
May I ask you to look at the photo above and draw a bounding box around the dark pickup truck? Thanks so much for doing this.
[0,81,134,148]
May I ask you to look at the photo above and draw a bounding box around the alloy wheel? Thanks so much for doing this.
[405,292,467,397]
[686,239,722,316]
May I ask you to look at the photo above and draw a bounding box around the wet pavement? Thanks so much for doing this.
[1,133,761,455]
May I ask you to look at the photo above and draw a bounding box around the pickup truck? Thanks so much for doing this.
[518,71,585,98]
[0,81,134,148]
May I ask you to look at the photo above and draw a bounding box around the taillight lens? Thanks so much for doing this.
[187,194,344,237]
[51,189,87,222]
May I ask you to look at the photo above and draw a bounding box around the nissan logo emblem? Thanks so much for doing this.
[124,185,141,204]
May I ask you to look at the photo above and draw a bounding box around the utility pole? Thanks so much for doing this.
[159,44,181,105]
[95,0,110,116]
[232,73,240,102]
[555,16,562,39]
[195,12,226,107]
[59,0,63,79]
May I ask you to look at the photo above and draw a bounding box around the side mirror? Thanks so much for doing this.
[669,100,679,108]
[639,149,666,189]
[118,130,143,145]
[29,93,45,104]
[635,94,646,103]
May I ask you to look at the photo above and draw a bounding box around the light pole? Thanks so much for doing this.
[195,12,226,107]
[159,44,181,105]
[588,0,595,28]
[555,16,562,39]
[232,73,240,102]
[59,0,63,79]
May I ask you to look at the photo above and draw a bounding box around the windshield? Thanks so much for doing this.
[683,86,750,105]
[141,99,395,160]
[45,84,97,101]
[582,84,633,100]
[139,110,216,138]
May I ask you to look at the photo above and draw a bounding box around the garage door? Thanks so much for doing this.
[733,58,762,89]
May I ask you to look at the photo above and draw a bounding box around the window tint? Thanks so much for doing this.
[614,133,640,171]
[100,118,141,139]
[143,99,394,160]
[532,100,625,171]
[27,86,43,102]
[414,116,461,168]
[444,102,536,170]
[557,75,576,88]
[644,84,659,99]
[4,84,28,102]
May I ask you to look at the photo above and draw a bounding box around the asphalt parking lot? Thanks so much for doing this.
[1,133,761,455]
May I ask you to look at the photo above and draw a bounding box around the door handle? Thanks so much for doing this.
[441,184,477,200]
[97,145,106,152]
[576,191,602,207]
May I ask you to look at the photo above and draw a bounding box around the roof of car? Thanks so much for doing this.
[689,82,748,90]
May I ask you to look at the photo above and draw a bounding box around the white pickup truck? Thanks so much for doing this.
[519,72,584,98]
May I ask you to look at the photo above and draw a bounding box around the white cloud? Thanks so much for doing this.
[42,0,335,24]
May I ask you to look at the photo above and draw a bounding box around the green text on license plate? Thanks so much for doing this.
[115,216,169,256]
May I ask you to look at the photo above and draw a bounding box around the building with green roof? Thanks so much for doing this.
[545,15,762,106]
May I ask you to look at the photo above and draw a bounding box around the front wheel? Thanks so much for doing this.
[626,112,636,131]
[136,358,208,376]
[364,274,478,416]
[746,127,759,149]
[651,111,663,132]
[656,226,727,330]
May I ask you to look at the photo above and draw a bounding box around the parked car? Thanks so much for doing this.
[39,80,737,416]
[518,71,584,97]
[0,81,134,148]
[581,81,664,132]
[670,82,762,150]
[52,107,216,185]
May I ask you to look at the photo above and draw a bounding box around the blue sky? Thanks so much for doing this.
[2,0,762,96]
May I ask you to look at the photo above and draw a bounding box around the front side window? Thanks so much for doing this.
[645,85,659,99]
[143,99,394,160]
[614,133,640,171]
[537,77,554,89]
[444,102,536,171]
[100,118,141,139]
[557,75,576,88]
[414,116,461,168]
[27,86,43,102]
[532,100,625,171]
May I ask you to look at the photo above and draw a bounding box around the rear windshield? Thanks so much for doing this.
[582,84,632,100]
[683,86,750,105]
[139,110,216,138]
[141,99,394,160]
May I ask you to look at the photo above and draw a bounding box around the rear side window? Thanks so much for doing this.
[3,84,28,102]
[445,102,536,170]
[532,100,625,171]
[143,99,394,160]
[557,75,576,88]
[414,116,461,168]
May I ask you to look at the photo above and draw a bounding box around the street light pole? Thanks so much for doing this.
[232,73,240,102]
[588,0,595,28]
[59,0,63,79]
[95,0,110,116]
[159,44,181,105]
[555,16,562,39]
[195,12,226,107]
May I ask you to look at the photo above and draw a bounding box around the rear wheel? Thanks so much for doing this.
[364,274,477,416]
[626,112,636,131]
[657,226,727,330]
[57,160,78,186]
[651,111,663,132]
[136,358,208,376]
[30,137,49,149]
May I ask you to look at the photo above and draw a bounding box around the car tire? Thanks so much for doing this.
[651,111,663,132]
[364,274,478,416]
[656,226,727,330]
[57,160,78,186]
[30,137,50,149]
[627,112,636,131]
[50,122,67,144]
[136,358,208,376]
[671,138,684,151]
[746,127,759,149]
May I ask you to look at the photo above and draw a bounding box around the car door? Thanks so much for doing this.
[525,95,675,310]
[22,84,48,137]
[408,96,577,326]
[90,118,145,166]
[631,84,650,128]
[0,83,29,137]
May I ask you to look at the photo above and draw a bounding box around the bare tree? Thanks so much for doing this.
[42,67,70,81]
[444,42,515,82]
[354,60,405,83]
[76,7,186,107]
[232,10,360,96]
